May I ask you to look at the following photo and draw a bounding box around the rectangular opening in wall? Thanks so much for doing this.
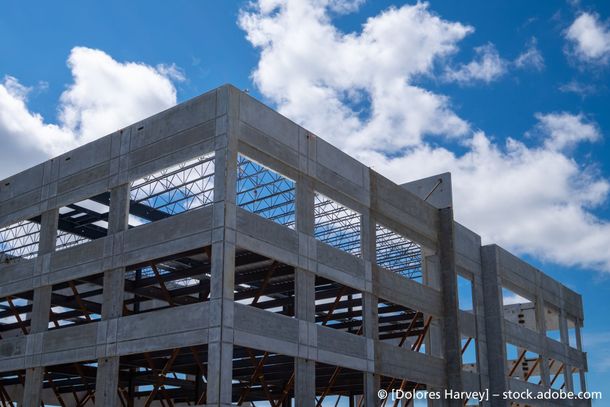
[123,247,212,315]
[376,224,422,281]
[315,276,362,336]
[506,342,541,384]
[48,274,104,330]
[118,344,208,405]
[234,247,295,317]
[0,219,40,264]
[44,359,97,405]
[379,373,426,406]
[544,303,561,341]
[315,361,363,406]
[0,289,34,337]
[457,274,474,312]
[548,357,566,390]
[129,153,214,227]
[56,192,110,251]
[572,368,582,393]
[377,295,430,355]
[0,368,26,404]
[567,317,577,348]
[314,192,361,256]
[237,154,296,228]
[461,335,477,372]
[233,344,294,405]
[502,286,537,332]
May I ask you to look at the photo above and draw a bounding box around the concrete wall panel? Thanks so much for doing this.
[377,341,446,388]
[239,92,299,152]
[376,265,442,317]
[129,90,217,152]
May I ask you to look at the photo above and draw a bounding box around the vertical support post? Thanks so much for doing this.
[95,183,130,407]
[480,246,508,407]
[470,255,491,395]
[206,85,238,406]
[534,283,550,387]
[423,252,443,358]
[558,305,574,392]
[23,208,57,407]
[295,175,315,406]
[438,207,463,406]
[361,205,379,406]
[575,321,587,392]
[294,270,316,406]
[422,252,445,406]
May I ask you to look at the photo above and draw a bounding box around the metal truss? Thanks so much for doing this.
[314,193,361,257]
[130,153,215,223]
[0,220,40,263]
[375,225,422,280]
[55,230,91,251]
[237,154,296,228]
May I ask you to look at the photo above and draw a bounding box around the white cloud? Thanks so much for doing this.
[559,80,597,97]
[444,43,508,84]
[534,112,600,151]
[0,47,181,178]
[565,12,610,64]
[326,0,365,14]
[514,37,545,71]
[240,0,610,272]
[239,0,472,151]
[0,76,74,176]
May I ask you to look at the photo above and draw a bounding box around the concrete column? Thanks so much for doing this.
[438,208,463,406]
[534,284,550,387]
[362,292,379,406]
[558,308,574,392]
[480,246,508,407]
[361,209,380,406]
[575,322,587,392]
[295,269,315,406]
[295,178,315,406]
[423,252,443,358]
[23,208,57,407]
[95,183,130,407]
[101,183,130,319]
[423,252,444,407]
[206,86,238,406]
[470,267,491,398]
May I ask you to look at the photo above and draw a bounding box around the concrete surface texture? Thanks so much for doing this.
[0,85,588,406]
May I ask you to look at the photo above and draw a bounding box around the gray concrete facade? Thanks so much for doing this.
[0,85,588,406]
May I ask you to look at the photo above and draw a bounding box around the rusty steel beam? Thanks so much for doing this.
[143,348,181,407]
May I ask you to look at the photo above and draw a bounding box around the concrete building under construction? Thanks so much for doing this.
[0,85,588,406]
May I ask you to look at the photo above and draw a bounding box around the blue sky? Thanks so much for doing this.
[1,0,610,402]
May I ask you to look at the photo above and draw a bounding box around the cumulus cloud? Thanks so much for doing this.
[534,112,600,151]
[239,0,472,151]
[0,47,181,178]
[565,12,610,64]
[444,43,508,84]
[240,0,610,272]
[0,76,74,176]
[514,37,545,71]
